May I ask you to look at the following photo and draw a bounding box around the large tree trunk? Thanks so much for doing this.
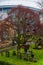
[17,44,21,58]
[23,41,30,61]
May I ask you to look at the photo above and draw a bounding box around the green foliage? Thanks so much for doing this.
[13,34,25,44]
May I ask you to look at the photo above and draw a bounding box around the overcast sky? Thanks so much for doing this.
[0,0,40,9]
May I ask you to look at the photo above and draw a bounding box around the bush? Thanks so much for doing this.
[12,51,16,56]
[1,52,3,56]
[5,51,10,57]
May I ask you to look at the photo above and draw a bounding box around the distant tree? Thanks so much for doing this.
[35,0,43,9]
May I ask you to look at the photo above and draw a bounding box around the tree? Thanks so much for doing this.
[35,0,43,9]
[6,5,40,59]
[13,11,30,57]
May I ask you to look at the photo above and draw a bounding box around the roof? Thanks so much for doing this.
[0,5,40,21]
[0,5,40,12]
[0,0,41,9]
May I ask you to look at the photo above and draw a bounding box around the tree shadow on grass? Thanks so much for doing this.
[0,61,13,65]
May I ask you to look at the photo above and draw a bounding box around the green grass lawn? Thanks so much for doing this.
[0,48,43,65]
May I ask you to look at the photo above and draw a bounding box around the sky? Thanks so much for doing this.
[0,0,40,9]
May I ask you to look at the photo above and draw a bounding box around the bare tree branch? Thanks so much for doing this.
[35,0,43,9]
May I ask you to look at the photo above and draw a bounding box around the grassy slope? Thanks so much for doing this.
[0,49,43,65]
